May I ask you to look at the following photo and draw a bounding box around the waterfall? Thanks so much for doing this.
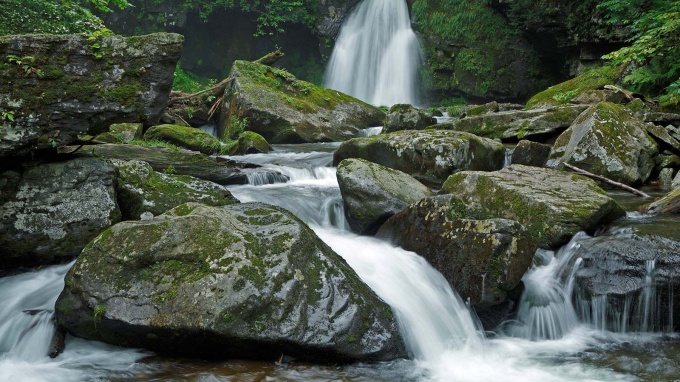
[324,0,423,106]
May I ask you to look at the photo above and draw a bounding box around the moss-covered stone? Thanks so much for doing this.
[645,188,680,215]
[111,159,239,220]
[333,129,505,187]
[219,60,385,143]
[525,65,625,110]
[377,195,536,310]
[549,102,659,185]
[336,158,432,235]
[143,124,227,155]
[440,164,626,248]
[383,104,436,133]
[0,33,183,158]
[55,202,406,362]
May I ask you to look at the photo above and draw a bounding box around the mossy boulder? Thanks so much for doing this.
[225,131,273,155]
[333,130,505,187]
[383,104,437,134]
[144,124,228,155]
[219,60,385,144]
[549,102,659,185]
[0,33,183,158]
[111,159,239,220]
[376,195,536,311]
[646,124,680,156]
[0,158,120,269]
[95,123,143,144]
[74,144,250,185]
[434,105,588,141]
[55,202,406,363]
[645,188,680,215]
[465,102,500,117]
[336,158,432,235]
[440,164,626,248]
[525,65,625,110]
[511,140,552,167]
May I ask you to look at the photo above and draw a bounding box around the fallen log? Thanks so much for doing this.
[563,163,651,197]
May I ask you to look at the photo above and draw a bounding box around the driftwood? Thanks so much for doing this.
[604,85,635,102]
[253,49,284,66]
[167,77,234,106]
[563,162,651,197]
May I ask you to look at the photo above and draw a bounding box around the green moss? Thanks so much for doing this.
[526,65,624,109]
[100,83,144,108]
[172,204,197,216]
[93,305,107,322]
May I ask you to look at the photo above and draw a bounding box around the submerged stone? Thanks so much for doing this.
[56,203,406,363]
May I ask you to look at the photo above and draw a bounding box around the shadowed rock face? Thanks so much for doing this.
[0,158,120,269]
[440,164,626,249]
[334,129,505,188]
[0,33,183,158]
[56,202,407,363]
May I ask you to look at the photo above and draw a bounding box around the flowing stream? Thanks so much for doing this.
[2,143,680,381]
[324,0,423,106]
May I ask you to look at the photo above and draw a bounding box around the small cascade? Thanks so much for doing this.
[324,0,423,106]
[244,171,289,186]
[508,239,582,340]
[199,124,218,137]
[357,126,383,137]
[0,263,71,362]
[503,147,513,168]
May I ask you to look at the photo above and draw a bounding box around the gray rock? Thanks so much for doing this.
[572,230,680,331]
[95,123,143,143]
[73,144,250,185]
[0,33,183,158]
[646,124,680,156]
[333,130,505,187]
[571,89,627,105]
[56,202,406,363]
[440,164,626,248]
[383,104,437,134]
[511,140,552,167]
[435,105,588,141]
[219,60,385,144]
[0,158,120,269]
[658,168,676,191]
[111,159,239,220]
[376,195,536,309]
[465,101,500,116]
[316,0,362,41]
[674,171,680,190]
[550,102,659,185]
[336,158,431,235]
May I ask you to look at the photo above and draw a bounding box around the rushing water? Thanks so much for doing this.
[2,144,680,381]
[324,0,423,106]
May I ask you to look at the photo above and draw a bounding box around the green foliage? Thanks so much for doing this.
[599,0,680,102]
[0,0,105,35]
[172,65,215,93]
[86,28,114,59]
[6,55,44,78]
[65,0,131,13]
[225,116,248,141]
[130,0,317,36]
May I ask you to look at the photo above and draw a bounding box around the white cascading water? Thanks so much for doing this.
[324,0,423,106]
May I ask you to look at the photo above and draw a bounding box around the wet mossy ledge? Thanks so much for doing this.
[219,60,386,144]
[0,32,183,158]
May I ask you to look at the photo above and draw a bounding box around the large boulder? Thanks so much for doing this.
[219,60,385,144]
[56,203,406,362]
[112,159,239,220]
[336,158,431,235]
[383,104,437,134]
[0,158,120,269]
[645,188,680,215]
[73,144,251,185]
[572,230,680,331]
[435,105,587,141]
[440,165,626,248]
[333,130,505,187]
[376,195,536,309]
[95,123,143,144]
[549,102,659,185]
[0,33,183,158]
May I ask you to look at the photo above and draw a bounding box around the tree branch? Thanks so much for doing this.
[563,163,651,197]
